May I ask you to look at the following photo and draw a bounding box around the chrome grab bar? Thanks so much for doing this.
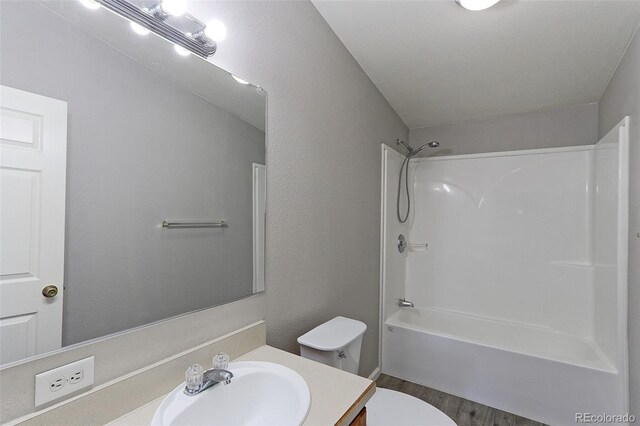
[161,220,227,229]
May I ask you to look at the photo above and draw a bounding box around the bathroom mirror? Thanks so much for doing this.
[0,0,266,365]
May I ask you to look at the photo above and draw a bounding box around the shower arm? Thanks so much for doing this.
[396,139,414,155]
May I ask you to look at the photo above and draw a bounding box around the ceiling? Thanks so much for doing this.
[312,0,640,129]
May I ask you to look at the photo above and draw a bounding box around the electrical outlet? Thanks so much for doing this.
[35,356,94,406]
[49,377,65,392]
[68,369,84,384]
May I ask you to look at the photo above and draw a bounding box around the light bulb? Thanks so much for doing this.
[78,0,100,10]
[204,19,227,42]
[160,0,187,17]
[174,44,191,56]
[455,0,500,11]
[130,22,150,36]
[231,75,249,85]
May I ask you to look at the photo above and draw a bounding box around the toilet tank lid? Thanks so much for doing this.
[297,316,367,351]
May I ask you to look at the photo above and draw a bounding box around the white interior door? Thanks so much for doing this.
[252,163,265,293]
[0,85,67,364]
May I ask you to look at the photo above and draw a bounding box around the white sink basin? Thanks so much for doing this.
[151,361,311,426]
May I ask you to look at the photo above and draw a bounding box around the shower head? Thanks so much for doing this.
[412,141,441,155]
[397,139,440,156]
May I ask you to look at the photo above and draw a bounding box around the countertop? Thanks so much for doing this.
[109,345,376,426]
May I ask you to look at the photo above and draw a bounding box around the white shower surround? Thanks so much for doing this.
[379,118,629,424]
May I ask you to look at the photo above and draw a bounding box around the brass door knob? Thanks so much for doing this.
[42,285,58,298]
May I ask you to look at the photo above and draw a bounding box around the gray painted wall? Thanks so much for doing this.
[0,0,406,419]
[0,2,265,345]
[409,103,598,156]
[188,1,408,377]
[598,26,640,418]
[0,6,406,418]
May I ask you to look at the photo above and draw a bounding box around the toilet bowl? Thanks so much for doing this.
[297,316,455,426]
[367,388,455,426]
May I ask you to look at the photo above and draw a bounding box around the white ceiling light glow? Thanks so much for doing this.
[455,0,500,11]
[204,19,227,42]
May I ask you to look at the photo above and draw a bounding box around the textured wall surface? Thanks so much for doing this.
[409,103,598,156]
[598,25,640,418]
[0,2,265,346]
[0,1,406,421]
[187,1,408,376]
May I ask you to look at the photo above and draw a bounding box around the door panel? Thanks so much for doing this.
[0,85,67,364]
[0,313,37,364]
[0,107,42,149]
[1,169,40,276]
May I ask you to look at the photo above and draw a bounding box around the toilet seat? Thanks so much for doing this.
[366,388,456,426]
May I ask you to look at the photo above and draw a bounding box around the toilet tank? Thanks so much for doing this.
[297,316,367,375]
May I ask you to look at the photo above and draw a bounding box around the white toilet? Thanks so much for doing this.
[298,316,455,426]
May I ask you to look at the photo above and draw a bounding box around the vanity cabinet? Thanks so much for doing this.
[349,407,367,426]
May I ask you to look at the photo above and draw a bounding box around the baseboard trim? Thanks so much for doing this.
[368,366,381,381]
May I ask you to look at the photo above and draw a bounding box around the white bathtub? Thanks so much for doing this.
[382,308,626,425]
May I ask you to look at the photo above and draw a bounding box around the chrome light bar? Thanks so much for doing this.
[94,0,217,58]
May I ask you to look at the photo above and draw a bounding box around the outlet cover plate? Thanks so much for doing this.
[35,356,94,406]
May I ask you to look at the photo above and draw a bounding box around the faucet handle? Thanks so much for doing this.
[213,352,229,370]
[185,364,204,393]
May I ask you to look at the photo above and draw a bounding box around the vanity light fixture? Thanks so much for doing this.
[90,0,221,58]
[148,0,187,20]
[231,75,250,85]
[455,0,500,11]
[204,19,227,42]
[186,20,226,52]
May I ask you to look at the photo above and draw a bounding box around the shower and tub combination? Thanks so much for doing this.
[379,118,630,424]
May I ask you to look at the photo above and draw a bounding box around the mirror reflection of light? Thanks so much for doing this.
[78,0,101,10]
[173,44,191,56]
[433,183,452,193]
[130,22,150,36]
[456,0,500,11]
[232,75,250,85]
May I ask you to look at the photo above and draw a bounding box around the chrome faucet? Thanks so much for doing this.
[398,298,414,308]
[184,366,233,396]
[184,353,233,396]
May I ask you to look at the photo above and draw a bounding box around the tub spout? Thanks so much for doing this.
[398,298,414,308]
